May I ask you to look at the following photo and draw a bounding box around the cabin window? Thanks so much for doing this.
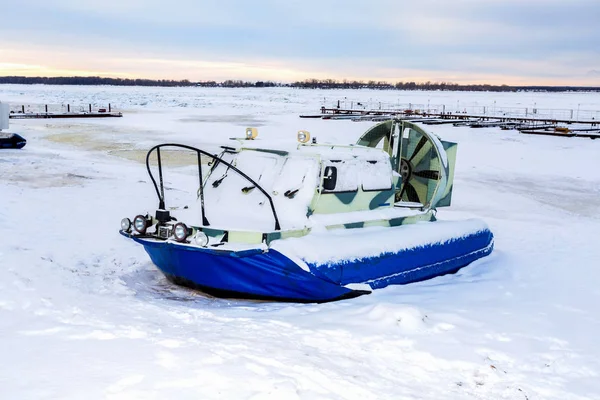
[323,166,337,191]
[361,159,393,191]
[321,158,391,193]
[321,160,360,192]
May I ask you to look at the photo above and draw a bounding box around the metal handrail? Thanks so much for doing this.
[145,143,281,231]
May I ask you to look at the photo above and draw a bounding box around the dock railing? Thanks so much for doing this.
[321,99,599,122]
[7,102,122,119]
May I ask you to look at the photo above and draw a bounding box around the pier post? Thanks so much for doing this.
[21,105,25,113]
[45,104,48,113]
[68,104,70,112]
[89,104,92,113]
[109,103,111,112]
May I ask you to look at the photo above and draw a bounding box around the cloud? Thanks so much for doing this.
[0,0,599,84]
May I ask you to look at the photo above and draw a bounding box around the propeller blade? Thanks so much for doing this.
[414,169,440,180]
[399,184,408,199]
[404,182,420,203]
[409,135,429,162]
[409,140,434,168]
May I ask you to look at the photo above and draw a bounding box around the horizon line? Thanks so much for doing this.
[2,75,600,89]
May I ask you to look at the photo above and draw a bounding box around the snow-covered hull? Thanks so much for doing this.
[305,228,494,290]
[123,224,494,303]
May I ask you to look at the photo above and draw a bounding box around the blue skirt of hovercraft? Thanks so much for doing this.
[125,228,493,302]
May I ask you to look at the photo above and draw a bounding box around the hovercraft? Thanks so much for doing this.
[120,120,493,302]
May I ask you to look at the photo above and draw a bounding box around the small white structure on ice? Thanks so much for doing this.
[0,102,9,131]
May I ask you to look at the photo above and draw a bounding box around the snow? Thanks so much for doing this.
[271,219,490,266]
[320,156,392,193]
[360,158,393,191]
[308,207,423,227]
[201,150,320,230]
[1,85,600,399]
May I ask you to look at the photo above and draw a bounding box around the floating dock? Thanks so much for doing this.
[310,107,599,125]
[8,103,122,119]
[303,105,599,139]
[10,111,123,119]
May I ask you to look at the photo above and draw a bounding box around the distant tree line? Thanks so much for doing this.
[290,79,600,92]
[0,76,282,88]
[293,78,515,92]
[0,76,197,87]
[0,76,598,92]
[220,80,278,87]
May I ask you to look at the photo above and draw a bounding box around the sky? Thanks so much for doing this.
[0,0,599,85]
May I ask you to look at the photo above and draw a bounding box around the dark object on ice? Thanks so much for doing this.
[0,133,26,149]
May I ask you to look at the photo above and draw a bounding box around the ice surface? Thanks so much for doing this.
[1,85,600,399]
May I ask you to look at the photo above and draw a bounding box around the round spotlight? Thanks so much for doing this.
[245,127,258,140]
[173,223,190,242]
[133,215,149,234]
[120,218,132,232]
[297,130,310,144]
[193,231,209,247]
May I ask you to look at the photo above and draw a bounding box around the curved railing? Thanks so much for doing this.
[145,143,281,231]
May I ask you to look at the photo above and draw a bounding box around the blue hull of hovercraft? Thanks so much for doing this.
[124,228,493,303]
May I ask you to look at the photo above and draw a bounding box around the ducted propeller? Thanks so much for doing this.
[357,120,456,210]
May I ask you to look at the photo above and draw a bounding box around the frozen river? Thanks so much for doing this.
[1,85,600,399]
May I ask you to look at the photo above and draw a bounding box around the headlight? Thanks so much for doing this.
[297,130,310,144]
[120,218,132,232]
[245,127,258,140]
[133,215,149,234]
[193,231,209,247]
[173,223,190,242]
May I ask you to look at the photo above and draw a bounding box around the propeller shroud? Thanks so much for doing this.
[357,120,456,210]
